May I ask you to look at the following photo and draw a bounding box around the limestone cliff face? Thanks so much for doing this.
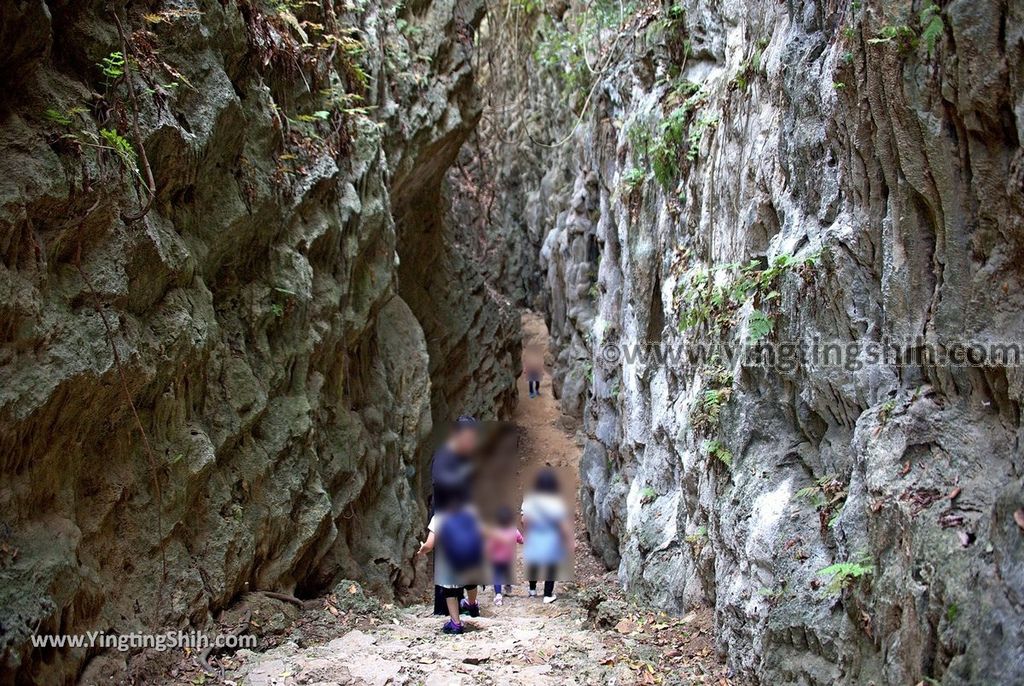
[0,0,517,682]
[446,6,576,313]
[484,0,1024,683]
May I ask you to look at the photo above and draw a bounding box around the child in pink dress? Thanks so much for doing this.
[486,506,523,606]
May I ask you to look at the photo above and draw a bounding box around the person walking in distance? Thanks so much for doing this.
[524,352,543,398]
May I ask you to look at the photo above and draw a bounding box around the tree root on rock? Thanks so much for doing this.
[198,609,252,677]
[257,590,314,609]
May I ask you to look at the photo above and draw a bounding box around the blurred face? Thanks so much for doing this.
[450,426,478,455]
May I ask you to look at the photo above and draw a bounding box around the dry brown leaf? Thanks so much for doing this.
[1014,508,1024,532]
[615,618,638,634]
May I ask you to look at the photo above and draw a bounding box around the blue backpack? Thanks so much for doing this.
[439,510,484,572]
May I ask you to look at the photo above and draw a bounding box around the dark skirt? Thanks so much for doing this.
[433,584,466,614]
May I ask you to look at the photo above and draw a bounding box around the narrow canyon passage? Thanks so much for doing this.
[1,0,1021,683]
[219,313,728,685]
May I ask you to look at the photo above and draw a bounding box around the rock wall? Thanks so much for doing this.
[446,6,576,311]
[0,0,517,682]
[483,0,1024,683]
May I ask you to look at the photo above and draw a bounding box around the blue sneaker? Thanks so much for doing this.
[459,599,480,617]
[442,619,464,634]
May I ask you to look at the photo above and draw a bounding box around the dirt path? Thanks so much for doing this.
[215,312,729,686]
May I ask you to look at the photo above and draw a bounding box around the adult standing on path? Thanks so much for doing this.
[430,415,478,512]
[428,416,480,616]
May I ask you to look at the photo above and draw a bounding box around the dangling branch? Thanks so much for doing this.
[523,0,634,149]
[73,243,165,619]
[113,11,156,223]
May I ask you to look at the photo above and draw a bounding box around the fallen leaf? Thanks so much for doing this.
[900,462,911,476]
[1014,508,1024,532]
[615,618,638,634]
[939,511,965,529]
[947,486,961,500]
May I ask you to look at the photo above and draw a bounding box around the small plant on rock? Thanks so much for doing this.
[817,553,873,595]
[692,386,730,433]
[794,474,847,532]
[648,86,708,188]
[666,1,685,25]
[878,399,897,423]
[747,309,774,342]
[689,359,734,434]
[686,114,718,161]
[98,50,126,82]
[919,3,944,55]
[703,439,733,469]
[44,108,75,126]
[684,525,708,545]
[99,128,137,166]
[868,23,914,47]
[621,167,645,192]
[674,251,820,339]
[758,580,789,605]
[730,40,767,91]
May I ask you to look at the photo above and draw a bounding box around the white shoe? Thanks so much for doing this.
[528,590,537,597]
[542,595,557,604]
[494,594,503,606]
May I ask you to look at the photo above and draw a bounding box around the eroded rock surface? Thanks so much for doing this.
[479,0,1024,683]
[0,0,518,682]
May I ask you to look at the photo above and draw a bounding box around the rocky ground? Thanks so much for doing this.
[221,586,724,686]
[118,314,732,685]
